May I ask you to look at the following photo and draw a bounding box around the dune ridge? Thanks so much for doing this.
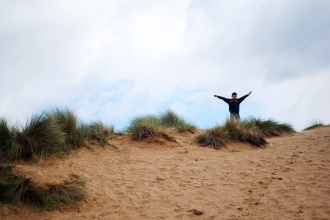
[1,126,329,219]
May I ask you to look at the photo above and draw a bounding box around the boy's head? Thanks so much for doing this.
[231,92,237,99]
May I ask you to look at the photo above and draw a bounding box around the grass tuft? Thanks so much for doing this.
[127,115,162,141]
[303,120,325,131]
[127,110,196,141]
[0,118,16,158]
[159,110,196,133]
[88,121,115,147]
[8,113,66,160]
[46,107,78,146]
[241,117,295,137]
[1,107,116,160]
[0,164,86,209]
[196,125,227,149]
[222,120,267,147]
[47,183,86,206]
[196,117,294,149]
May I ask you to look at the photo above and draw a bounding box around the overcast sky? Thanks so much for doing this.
[1,0,329,131]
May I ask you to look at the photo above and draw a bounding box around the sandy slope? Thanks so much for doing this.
[1,127,330,220]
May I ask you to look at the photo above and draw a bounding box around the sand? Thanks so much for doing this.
[1,126,330,220]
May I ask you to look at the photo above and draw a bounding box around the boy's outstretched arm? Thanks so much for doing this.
[238,91,252,103]
[214,94,230,104]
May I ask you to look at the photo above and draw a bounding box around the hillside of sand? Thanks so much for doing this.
[1,126,330,220]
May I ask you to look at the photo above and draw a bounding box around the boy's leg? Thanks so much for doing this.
[230,113,235,121]
[235,113,241,123]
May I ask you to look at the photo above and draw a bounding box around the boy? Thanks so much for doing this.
[214,91,252,122]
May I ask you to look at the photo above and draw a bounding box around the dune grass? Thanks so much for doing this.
[0,107,116,161]
[0,107,116,209]
[241,117,295,137]
[47,108,115,148]
[196,125,227,149]
[47,107,78,146]
[127,115,172,141]
[197,118,294,149]
[303,120,325,131]
[0,164,86,209]
[0,118,15,159]
[159,110,196,133]
[8,113,66,160]
[127,110,196,141]
[88,121,115,147]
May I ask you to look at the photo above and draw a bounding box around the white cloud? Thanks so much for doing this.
[0,0,329,131]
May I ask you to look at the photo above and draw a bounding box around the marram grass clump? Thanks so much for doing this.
[197,117,294,149]
[196,125,227,149]
[159,110,196,133]
[0,107,116,161]
[47,107,78,147]
[241,117,295,137]
[303,120,325,131]
[8,113,66,160]
[127,115,174,141]
[88,120,115,147]
[0,118,16,158]
[127,110,196,141]
[46,108,115,149]
[0,164,86,209]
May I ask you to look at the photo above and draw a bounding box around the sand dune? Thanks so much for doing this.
[1,126,330,220]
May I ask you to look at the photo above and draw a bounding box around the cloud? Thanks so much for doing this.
[0,0,329,131]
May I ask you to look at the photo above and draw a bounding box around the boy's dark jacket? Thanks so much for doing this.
[217,94,249,114]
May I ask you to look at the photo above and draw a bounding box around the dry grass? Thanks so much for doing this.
[196,117,294,149]
[303,120,325,131]
[0,164,86,209]
[127,110,195,141]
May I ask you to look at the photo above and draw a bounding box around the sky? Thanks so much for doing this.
[1,0,329,131]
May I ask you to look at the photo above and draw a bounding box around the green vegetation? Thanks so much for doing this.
[127,115,174,141]
[88,120,115,147]
[127,110,196,141]
[0,107,116,209]
[0,118,15,158]
[240,117,295,137]
[47,108,114,149]
[9,113,66,160]
[303,120,325,131]
[47,107,78,147]
[159,110,196,133]
[196,125,227,149]
[0,107,115,161]
[197,118,295,149]
[0,164,86,209]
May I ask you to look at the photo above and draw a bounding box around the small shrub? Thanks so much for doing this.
[303,120,325,131]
